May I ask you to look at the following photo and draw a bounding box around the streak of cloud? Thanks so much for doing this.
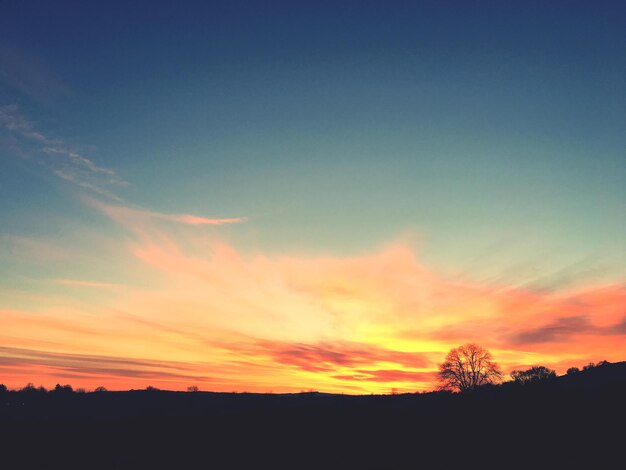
[0,105,125,200]
[252,341,432,373]
[89,198,246,227]
[54,279,121,289]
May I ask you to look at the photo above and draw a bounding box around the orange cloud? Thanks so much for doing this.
[248,340,432,373]
[0,204,623,394]
[334,370,438,383]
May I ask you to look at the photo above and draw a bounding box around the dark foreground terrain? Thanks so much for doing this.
[1,362,625,469]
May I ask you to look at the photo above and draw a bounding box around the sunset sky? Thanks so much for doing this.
[1,1,624,393]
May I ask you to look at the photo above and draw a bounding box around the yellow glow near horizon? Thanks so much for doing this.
[0,201,624,393]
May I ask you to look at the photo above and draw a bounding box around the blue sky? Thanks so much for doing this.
[1,0,625,282]
[1,1,625,393]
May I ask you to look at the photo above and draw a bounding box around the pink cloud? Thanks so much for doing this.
[89,198,246,226]
[162,213,246,225]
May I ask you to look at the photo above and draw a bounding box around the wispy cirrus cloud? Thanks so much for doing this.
[0,104,126,200]
[89,197,246,227]
[53,168,124,201]
[1,106,245,224]
[43,146,123,180]
[0,104,57,144]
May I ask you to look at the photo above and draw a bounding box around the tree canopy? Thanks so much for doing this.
[438,343,503,392]
[510,366,556,385]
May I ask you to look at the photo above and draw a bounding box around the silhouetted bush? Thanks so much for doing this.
[582,360,610,371]
[510,366,556,385]
[20,382,47,394]
[52,384,74,395]
[94,386,108,393]
[567,367,580,375]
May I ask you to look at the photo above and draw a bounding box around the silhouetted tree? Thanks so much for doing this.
[438,343,503,392]
[187,386,199,392]
[52,384,74,394]
[94,386,108,392]
[567,367,580,375]
[583,360,609,371]
[510,366,556,385]
[145,386,160,391]
[21,382,36,392]
[20,382,46,394]
[0,384,7,393]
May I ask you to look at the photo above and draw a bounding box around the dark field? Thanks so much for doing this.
[1,362,624,469]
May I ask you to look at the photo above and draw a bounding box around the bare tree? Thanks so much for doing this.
[438,343,503,392]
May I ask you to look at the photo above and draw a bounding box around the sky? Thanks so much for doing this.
[0,1,624,393]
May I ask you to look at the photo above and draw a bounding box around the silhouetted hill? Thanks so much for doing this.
[556,360,626,388]
[1,362,624,469]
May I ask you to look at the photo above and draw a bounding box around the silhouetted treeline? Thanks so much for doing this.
[1,361,624,469]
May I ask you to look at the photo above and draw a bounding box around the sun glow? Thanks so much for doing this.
[0,200,623,393]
